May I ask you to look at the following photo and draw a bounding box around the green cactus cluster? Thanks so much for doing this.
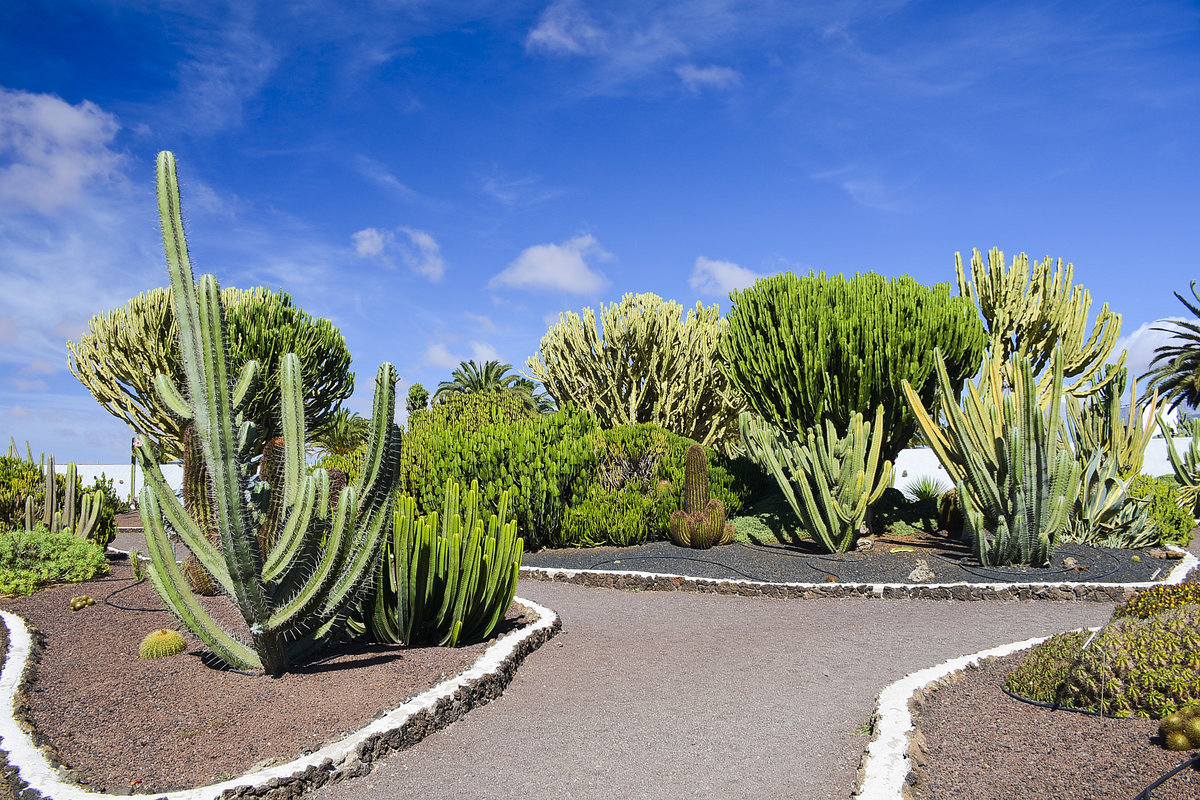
[1159,416,1200,517]
[740,406,893,553]
[667,445,733,549]
[527,293,746,454]
[1065,367,1158,478]
[955,247,1123,400]
[398,397,598,549]
[904,348,1080,566]
[356,479,522,647]
[1159,706,1200,751]
[561,483,659,547]
[139,629,186,659]
[722,271,985,465]
[69,594,95,611]
[1005,605,1200,720]
[24,456,112,548]
[0,455,43,529]
[136,152,400,675]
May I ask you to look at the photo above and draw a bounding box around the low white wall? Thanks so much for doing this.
[49,463,182,503]
[59,437,1198,504]
[893,437,1188,493]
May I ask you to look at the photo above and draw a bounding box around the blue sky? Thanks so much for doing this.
[0,0,1197,463]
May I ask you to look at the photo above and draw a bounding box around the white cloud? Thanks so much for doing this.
[810,165,913,212]
[354,155,426,204]
[526,0,606,55]
[469,341,502,364]
[1113,318,1187,383]
[0,88,124,214]
[490,234,610,294]
[689,256,764,297]
[464,312,496,332]
[424,343,459,370]
[675,63,742,92]
[351,226,445,281]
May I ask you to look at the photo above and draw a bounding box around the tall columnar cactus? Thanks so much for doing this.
[1159,416,1200,517]
[357,479,523,647]
[955,247,1123,400]
[721,272,985,465]
[1065,368,1158,478]
[740,405,893,553]
[683,444,709,514]
[20,455,108,546]
[903,348,1081,566]
[526,293,746,454]
[136,152,400,675]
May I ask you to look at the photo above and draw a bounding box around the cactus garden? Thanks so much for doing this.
[0,152,1197,798]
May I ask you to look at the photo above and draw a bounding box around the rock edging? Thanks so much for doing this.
[520,545,1197,601]
[0,597,560,800]
[853,632,1063,800]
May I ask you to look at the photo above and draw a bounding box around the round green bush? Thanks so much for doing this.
[0,526,109,596]
[1128,474,1195,546]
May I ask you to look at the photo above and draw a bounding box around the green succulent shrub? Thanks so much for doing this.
[86,472,134,514]
[355,480,522,647]
[398,400,598,549]
[0,456,44,528]
[1127,474,1195,546]
[0,526,109,596]
[1005,605,1200,719]
[561,484,659,547]
[1113,583,1200,621]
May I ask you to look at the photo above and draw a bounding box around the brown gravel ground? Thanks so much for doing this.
[911,651,1200,800]
[0,558,531,795]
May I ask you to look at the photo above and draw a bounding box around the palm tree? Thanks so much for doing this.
[310,407,370,457]
[1142,282,1200,411]
[512,377,556,414]
[432,360,521,403]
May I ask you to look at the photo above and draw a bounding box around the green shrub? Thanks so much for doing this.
[560,484,659,547]
[0,456,43,528]
[0,526,109,596]
[398,403,598,549]
[1128,474,1195,546]
[315,445,366,486]
[1006,606,1200,719]
[1113,583,1200,621]
[86,472,133,514]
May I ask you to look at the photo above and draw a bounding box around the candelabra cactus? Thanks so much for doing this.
[740,406,893,553]
[903,348,1080,566]
[136,152,401,674]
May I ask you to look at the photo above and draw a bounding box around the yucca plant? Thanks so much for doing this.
[136,152,400,674]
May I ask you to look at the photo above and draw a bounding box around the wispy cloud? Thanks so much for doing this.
[675,63,741,92]
[526,0,606,56]
[489,234,610,294]
[689,256,763,297]
[351,226,446,281]
[477,169,563,208]
[810,164,914,212]
[353,155,427,204]
[423,340,503,371]
[1115,318,1188,383]
[464,312,497,332]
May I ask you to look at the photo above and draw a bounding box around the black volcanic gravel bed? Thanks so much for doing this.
[522,539,1180,585]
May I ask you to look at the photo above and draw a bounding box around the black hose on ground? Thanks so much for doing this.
[1134,753,1200,800]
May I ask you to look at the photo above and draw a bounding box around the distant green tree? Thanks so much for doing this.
[310,408,370,457]
[406,383,430,416]
[433,360,521,402]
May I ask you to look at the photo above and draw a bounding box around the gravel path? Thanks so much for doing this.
[308,583,1114,800]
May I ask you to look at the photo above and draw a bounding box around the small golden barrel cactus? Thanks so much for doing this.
[69,595,95,612]
[1160,706,1200,751]
[139,629,186,659]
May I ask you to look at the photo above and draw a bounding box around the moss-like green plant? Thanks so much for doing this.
[0,526,108,596]
[1127,474,1195,546]
[139,629,186,658]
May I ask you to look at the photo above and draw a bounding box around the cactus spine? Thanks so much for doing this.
[955,247,1123,400]
[359,479,523,647]
[136,152,400,674]
[903,348,1080,566]
[740,405,893,553]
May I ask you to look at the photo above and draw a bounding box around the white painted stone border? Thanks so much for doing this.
[852,632,1061,800]
[0,595,558,800]
[520,544,1198,596]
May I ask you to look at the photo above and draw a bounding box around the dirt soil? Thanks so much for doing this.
[911,651,1200,800]
[0,559,531,795]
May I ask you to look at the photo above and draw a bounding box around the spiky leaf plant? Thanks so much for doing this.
[136,152,400,675]
[1142,282,1200,411]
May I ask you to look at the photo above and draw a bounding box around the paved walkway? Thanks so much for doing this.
[307,581,1114,800]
